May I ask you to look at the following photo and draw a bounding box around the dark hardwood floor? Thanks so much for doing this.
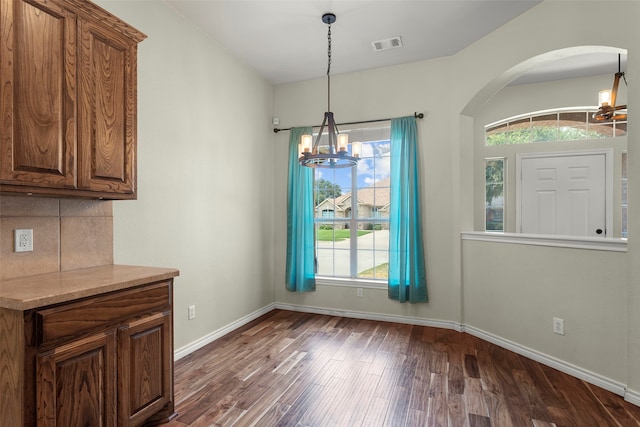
[164,309,640,426]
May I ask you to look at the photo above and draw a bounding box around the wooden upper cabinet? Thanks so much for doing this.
[0,0,77,188]
[78,18,136,194]
[0,0,146,199]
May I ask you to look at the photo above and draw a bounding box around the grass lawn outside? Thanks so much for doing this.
[358,263,388,279]
[316,229,372,241]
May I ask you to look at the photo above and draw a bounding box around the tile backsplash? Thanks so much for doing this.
[0,195,113,280]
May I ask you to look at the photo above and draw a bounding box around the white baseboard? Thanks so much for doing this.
[273,302,463,332]
[173,302,631,403]
[173,303,275,361]
[463,324,627,397]
[625,388,640,406]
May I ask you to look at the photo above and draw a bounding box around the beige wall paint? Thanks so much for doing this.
[462,239,628,383]
[625,2,640,399]
[274,0,640,395]
[96,1,276,350]
[92,0,640,399]
[273,58,457,323]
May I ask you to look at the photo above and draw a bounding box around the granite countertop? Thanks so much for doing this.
[0,264,179,310]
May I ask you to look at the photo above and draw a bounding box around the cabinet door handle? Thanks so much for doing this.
[596,228,603,235]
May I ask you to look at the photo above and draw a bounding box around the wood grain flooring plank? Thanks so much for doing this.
[362,396,391,427]
[430,350,448,374]
[487,345,534,427]
[482,389,515,427]
[405,408,427,427]
[468,413,492,427]
[464,377,488,417]
[513,368,555,423]
[532,419,558,427]
[333,372,382,427]
[273,382,321,426]
[408,344,431,412]
[384,385,410,427]
[426,374,448,427]
[539,364,617,426]
[448,392,470,427]
[464,353,481,378]
[448,363,465,394]
[248,402,291,427]
[545,405,580,427]
[188,394,237,427]
[585,382,640,426]
[375,364,405,400]
[167,310,640,427]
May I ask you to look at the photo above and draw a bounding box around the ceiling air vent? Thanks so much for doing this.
[371,36,403,52]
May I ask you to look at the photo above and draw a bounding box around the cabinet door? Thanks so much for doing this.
[77,18,137,195]
[118,311,174,427]
[0,0,77,188]
[37,330,117,427]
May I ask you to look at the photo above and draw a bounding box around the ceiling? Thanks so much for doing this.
[165,0,626,86]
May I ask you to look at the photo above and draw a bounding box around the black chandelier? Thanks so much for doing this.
[298,13,360,168]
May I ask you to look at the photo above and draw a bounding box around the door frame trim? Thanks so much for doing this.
[515,148,614,236]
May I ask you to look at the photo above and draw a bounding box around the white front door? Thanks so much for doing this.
[519,152,609,237]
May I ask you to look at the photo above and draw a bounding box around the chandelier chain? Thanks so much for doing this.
[327,24,332,77]
[326,23,332,113]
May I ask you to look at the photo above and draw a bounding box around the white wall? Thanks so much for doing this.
[96,1,276,350]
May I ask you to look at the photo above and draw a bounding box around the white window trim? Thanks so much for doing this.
[461,231,626,252]
[485,157,506,232]
[315,276,387,289]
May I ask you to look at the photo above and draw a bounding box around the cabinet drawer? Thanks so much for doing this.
[36,281,171,346]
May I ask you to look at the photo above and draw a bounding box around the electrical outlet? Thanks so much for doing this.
[14,229,33,252]
[553,317,565,335]
[357,287,363,297]
[188,305,196,320]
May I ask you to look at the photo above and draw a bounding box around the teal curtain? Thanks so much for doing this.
[286,127,316,292]
[388,116,428,303]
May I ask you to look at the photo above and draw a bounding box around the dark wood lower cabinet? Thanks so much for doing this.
[118,311,173,427]
[37,331,117,426]
[1,278,176,427]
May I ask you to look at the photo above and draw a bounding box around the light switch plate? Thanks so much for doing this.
[14,229,33,252]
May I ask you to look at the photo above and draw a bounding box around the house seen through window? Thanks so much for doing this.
[313,123,391,281]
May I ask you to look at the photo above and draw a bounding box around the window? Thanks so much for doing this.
[481,106,628,238]
[321,209,335,218]
[485,158,505,231]
[485,109,626,146]
[313,124,391,281]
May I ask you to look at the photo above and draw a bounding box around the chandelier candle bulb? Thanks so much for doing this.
[301,134,313,153]
[338,134,349,152]
[599,89,611,107]
[352,142,361,158]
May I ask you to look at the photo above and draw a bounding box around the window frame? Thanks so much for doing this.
[485,157,505,232]
[312,123,391,288]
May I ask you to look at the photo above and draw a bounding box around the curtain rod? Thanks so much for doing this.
[272,112,424,133]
